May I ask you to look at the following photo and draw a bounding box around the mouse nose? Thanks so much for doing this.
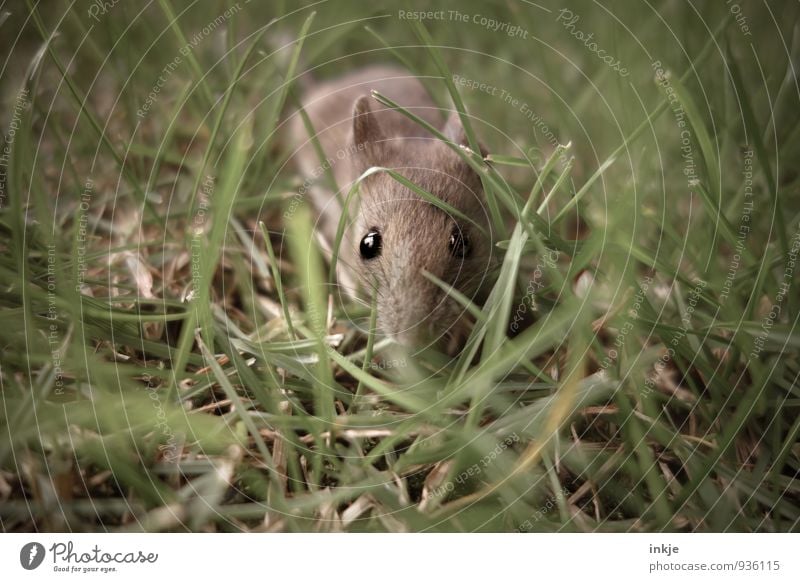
[380,287,435,343]
[377,242,441,343]
[390,328,422,347]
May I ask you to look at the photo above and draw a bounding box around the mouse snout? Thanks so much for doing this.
[376,239,445,344]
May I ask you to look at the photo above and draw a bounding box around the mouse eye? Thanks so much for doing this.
[449,226,471,259]
[360,229,382,260]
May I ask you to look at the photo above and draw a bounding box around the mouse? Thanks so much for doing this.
[288,65,494,351]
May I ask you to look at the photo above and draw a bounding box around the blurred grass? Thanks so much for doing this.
[0,0,798,532]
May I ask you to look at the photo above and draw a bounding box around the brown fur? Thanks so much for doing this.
[288,66,493,349]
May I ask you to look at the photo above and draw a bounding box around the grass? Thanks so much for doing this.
[0,0,798,532]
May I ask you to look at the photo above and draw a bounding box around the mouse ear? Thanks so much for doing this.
[352,96,386,151]
[443,112,488,159]
[442,112,469,146]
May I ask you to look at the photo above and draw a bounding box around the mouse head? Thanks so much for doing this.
[346,96,494,351]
